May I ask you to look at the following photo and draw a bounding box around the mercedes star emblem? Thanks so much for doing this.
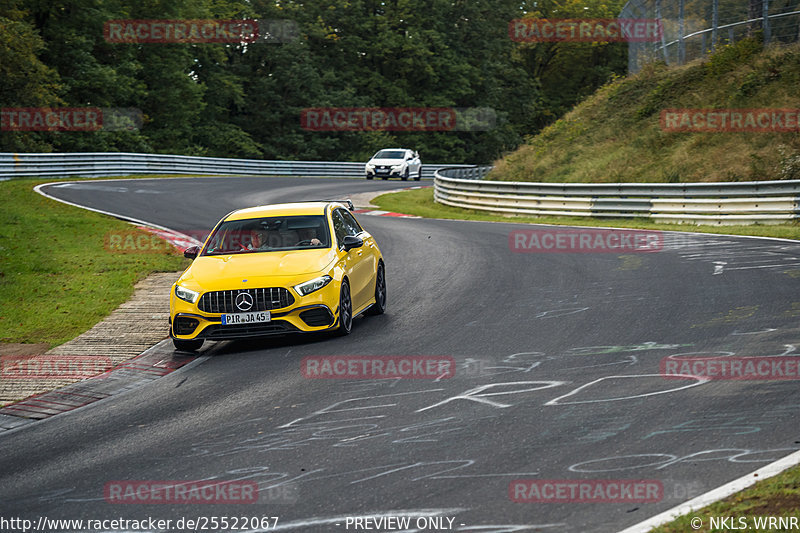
[235,292,254,311]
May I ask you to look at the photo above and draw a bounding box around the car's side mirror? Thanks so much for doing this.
[184,246,200,259]
[342,235,363,251]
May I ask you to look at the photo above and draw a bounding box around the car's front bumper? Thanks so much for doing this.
[366,167,403,178]
[170,283,341,341]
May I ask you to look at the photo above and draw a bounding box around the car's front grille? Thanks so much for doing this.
[198,288,294,314]
[201,322,298,339]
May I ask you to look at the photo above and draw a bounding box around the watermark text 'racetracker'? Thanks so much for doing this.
[1,355,112,379]
[1,108,142,132]
[661,356,800,380]
[509,18,662,42]
[510,479,663,503]
[301,107,496,131]
[104,480,257,504]
[661,108,800,132]
[510,228,663,253]
[302,356,455,379]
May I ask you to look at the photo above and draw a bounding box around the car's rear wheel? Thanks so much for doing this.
[335,281,353,336]
[366,262,386,315]
[173,338,203,352]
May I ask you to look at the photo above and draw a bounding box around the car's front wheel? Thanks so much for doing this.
[335,281,353,336]
[173,338,204,352]
[401,168,409,181]
[366,262,386,315]
[415,168,422,181]
[366,174,373,180]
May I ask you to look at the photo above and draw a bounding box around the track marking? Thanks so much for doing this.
[544,374,709,406]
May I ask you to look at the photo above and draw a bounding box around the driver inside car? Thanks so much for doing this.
[300,229,322,246]
[248,227,280,250]
[297,225,323,246]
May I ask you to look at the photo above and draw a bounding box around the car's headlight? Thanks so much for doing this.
[293,275,332,296]
[175,285,200,304]
[365,163,375,169]
[391,164,404,170]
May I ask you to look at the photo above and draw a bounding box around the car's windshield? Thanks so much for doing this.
[202,215,330,255]
[373,150,406,160]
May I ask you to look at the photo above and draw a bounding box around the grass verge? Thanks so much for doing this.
[0,178,189,348]
[372,187,800,241]
[649,464,800,532]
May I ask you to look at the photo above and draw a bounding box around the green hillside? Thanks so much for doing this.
[490,39,800,183]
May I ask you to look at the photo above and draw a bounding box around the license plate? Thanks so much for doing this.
[221,311,270,325]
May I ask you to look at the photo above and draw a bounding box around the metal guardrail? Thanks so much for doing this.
[434,166,494,181]
[0,152,466,180]
[8,153,797,225]
[434,167,800,225]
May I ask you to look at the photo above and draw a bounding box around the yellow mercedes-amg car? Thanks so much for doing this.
[169,201,386,351]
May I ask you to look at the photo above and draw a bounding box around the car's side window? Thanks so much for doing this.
[331,210,349,247]
[339,209,363,236]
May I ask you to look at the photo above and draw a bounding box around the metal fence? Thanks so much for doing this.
[621,0,800,72]
[434,168,800,224]
[0,152,466,180]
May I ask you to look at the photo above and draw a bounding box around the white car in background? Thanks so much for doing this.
[365,148,422,181]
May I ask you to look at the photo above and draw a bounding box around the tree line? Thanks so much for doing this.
[0,0,627,163]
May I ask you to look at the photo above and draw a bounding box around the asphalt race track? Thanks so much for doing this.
[2,176,800,532]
